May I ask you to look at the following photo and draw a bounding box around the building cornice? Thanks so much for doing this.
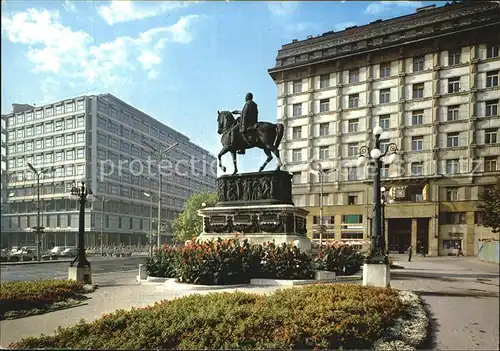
[268,1,500,78]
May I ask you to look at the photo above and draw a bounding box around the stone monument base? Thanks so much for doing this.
[68,266,92,284]
[198,204,312,252]
[362,263,390,288]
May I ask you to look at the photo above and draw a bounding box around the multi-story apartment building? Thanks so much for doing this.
[268,1,500,256]
[1,114,7,239]
[2,93,216,249]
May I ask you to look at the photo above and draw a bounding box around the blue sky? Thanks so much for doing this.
[1,0,443,174]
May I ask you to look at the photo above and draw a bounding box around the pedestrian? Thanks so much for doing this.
[407,245,412,262]
[420,245,426,257]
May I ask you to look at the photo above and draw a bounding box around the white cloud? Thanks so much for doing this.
[334,22,357,31]
[98,0,192,25]
[365,1,423,15]
[1,8,201,93]
[267,2,299,17]
[63,0,76,13]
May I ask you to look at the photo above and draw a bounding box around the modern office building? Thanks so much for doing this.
[268,1,500,256]
[2,93,217,248]
[1,114,7,241]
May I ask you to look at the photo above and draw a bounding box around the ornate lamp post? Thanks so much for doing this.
[357,126,398,286]
[143,191,154,256]
[381,187,387,254]
[68,177,95,283]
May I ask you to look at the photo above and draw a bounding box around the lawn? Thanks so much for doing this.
[8,284,423,350]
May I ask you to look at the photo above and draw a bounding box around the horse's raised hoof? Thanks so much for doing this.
[222,166,226,172]
[232,170,238,175]
[258,167,264,172]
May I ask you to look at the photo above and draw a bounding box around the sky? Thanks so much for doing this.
[1,0,445,174]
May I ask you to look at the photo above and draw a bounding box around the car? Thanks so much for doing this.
[60,247,78,257]
[10,248,36,261]
[50,246,67,256]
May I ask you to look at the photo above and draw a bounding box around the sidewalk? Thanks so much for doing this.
[390,257,499,350]
[1,258,499,349]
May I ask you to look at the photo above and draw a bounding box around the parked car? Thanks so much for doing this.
[60,247,78,257]
[0,249,9,262]
[50,246,67,256]
[10,248,36,261]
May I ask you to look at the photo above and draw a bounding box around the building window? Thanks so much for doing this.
[66,118,75,129]
[413,56,425,72]
[347,143,358,156]
[35,110,42,119]
[447,105,460,121]
[320,75,330,89]
[448,51,461,66]
[448,77,460,93]
[485,156,497,172]
[319,123,329,136]
[348,119,359,133]
[76,133,85,143]
[35,124,43,134]
[319,99,329,112]
[55,120,63,131]
[35,139,43,149]
[348,94,359,108]
[76,148,85,159]
[55,151,63,162]
[46,107,53,117]
[411,136,423,151]
[412,83,424,99]
[446,159,460,174]
[76,100,85,111]
[347,195,358,205]
[66,103,74,113]
[292,126,302,139]
[319,146,329,160]
[45,138,53,148]
[441,212,466,225]
[379,139,389,154]
[379,89,390,104]
[379,115,390,130]
[349,69,359,83]
[26,141,33,151]
[66,150,75,160]
[292,172,301,184]
[292,149,302,162]
[447,132,459,147]
[65,134,74,144]
[486,71,499,88]
[486,100,498,117]
[486,45,499,59]
[446,188,459,201]
[381,164,389,178]
[347,167,358,181]
[292,103,302,117]
[411,162,423,176]
[485,129,497,144]
[380,63,391,78]
[293,80,302,93]
[55,105,63,115]
[412,110,424,125]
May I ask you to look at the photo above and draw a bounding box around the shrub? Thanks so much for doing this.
[0,280,86,317]
[9,284,405,350]
[145,245,177,278]
[259,242,314,280]
[314,242,365,276]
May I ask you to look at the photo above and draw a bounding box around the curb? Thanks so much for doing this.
[1,259,74,266]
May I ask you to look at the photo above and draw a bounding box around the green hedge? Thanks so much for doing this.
[0,280,86,317]
[9,284,405,350]
[313,242,365,276]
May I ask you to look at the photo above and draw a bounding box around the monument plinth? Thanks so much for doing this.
[198,170,312,252]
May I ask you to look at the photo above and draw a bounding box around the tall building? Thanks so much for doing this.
[2,93,216,249]
[1,114,7,238]
[268,1,500,256]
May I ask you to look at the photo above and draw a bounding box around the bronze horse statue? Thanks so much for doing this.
[217,110,284,174]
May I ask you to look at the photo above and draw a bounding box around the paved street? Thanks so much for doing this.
[0,256,147,282]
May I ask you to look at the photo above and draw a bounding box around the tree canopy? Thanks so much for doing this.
[172,191,218,243]
[477,176,500,234]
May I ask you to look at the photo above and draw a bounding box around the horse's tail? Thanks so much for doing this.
[273,123,284,148]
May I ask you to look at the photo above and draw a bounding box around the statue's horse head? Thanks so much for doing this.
[217,110,236,135]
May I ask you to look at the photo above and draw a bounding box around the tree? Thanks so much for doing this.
[172,191,218,243]
[477,176,500,234]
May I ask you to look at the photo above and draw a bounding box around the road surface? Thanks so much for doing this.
[0,256,147,282]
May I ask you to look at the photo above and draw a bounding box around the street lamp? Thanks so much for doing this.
[142,141,179,248]
[357,126,398,265]
[381,186,387,255]
[143,191,154,256]
[309,160,325,249]
[27,163,50,262]
[94,195,110,256]
[68,177,95,283]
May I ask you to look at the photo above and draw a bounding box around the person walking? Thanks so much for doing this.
[407,244,413,262]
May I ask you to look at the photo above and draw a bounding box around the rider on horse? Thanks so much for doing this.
[232,92,258,155]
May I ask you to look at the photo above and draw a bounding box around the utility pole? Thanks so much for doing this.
[27,163,49,262]
[143,191,154,256]
[98,196,109,256]
[142,141,179,249]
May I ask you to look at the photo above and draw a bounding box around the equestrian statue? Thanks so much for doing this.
[217,92,284,175]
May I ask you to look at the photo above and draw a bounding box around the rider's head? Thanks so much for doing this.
[245,92,253,101]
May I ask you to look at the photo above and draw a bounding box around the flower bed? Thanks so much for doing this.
[0,280,94,320]
[9,284,411,350]
[145,238,366,285]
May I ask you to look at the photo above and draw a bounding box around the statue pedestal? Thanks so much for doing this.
[68,266,92,284]
[362,263,390,288]
[198,170,312,252]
